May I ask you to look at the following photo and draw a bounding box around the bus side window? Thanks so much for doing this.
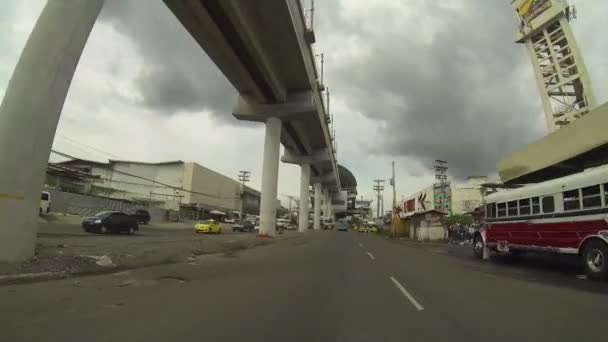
[519,198,530,215]
[531,197,540,214]
[542,196,555,213]
[507,201,518,216]
[582,185,601,209]
[604,183,608,207]
[497,203,506,217]
[563,189,581,211]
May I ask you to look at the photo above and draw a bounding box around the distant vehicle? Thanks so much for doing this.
[224,217,236,224]
[233,220,255,232]
[358,226,368,233]
[133,209,150,224]
[82,211,139,235]
[322,218,334,230]
[337,221,349,231]
[194,219,222,234]
[40,191,50,214]
[475,165,608,279]
[277,218,291,229]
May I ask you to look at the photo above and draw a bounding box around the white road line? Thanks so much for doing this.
[389,276,424,311]
[366,251,375,260]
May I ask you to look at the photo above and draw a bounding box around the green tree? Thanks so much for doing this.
[444,213,473,226]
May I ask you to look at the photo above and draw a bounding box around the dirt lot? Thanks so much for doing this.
[0,216,291,283]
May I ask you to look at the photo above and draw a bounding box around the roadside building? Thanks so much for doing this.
[406,210,446,241]
[50,159,261,220]
[402,176,486,215]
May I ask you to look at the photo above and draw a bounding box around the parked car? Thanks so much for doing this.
[233,220,255,232]
[276,218,290,229]
[337,221,349,232]
[133,209,150,224]
[367,221,379,233]
[194,219,222,234]
[82,211,139,235]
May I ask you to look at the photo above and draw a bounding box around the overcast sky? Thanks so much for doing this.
[1,0,607,209]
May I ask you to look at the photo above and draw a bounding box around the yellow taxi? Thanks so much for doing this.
[194,219,222,234]
[367,221,379,233]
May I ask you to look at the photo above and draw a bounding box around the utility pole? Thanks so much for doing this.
[238,170,251,223]
[373,179,385,219]
[390,161,396,212]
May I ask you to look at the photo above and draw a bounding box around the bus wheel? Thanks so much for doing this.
[582,240,608,280]
[473,235,484,260]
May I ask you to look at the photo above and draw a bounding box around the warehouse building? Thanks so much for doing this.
[51,159,260,220]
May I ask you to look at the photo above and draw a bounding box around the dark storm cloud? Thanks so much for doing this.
[99,0,236,119]
[315,1,545,179]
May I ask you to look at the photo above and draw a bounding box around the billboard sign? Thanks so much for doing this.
[517,0,552,24]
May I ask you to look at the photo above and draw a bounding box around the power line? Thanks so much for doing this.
[50,149,240,200]
[56,134,123,159]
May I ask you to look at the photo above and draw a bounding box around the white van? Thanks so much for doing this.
[40,191,50,214]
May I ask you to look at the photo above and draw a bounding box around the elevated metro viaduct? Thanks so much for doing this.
[0,0,341,261]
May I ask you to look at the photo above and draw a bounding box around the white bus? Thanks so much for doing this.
[475,165,608,279]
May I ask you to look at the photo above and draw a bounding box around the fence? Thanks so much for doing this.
[45,188,166,222]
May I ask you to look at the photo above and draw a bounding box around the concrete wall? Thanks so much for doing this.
[44,188,166,222]
[416,226,446,241]
[90,162,185,210]
[184,163,241,211]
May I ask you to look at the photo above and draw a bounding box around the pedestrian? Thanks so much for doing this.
[468,224,475,243]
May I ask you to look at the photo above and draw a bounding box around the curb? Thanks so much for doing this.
[0,271,63,285]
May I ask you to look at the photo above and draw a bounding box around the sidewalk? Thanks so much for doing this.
[0,231,292,286]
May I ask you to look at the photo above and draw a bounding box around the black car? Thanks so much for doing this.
[82,211,139,234]
[133,209,151,224]
[233,220,255,232]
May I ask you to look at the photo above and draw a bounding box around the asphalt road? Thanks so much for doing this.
[2,231,607,341]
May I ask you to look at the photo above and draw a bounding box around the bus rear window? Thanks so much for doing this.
[41,193,49,201]
[497,203,506,217]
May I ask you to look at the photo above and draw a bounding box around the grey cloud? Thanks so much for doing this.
[99,0,237,121]
[315,0,545,179]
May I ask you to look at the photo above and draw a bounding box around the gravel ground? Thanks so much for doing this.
[0,220,293,283]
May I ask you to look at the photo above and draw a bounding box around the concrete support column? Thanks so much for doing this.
[327,191,333,219]
[298,164,310,233]
[258,117,282,236]
[313,183,322,230]
[324,189,330,219]
[0,0,105,262]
